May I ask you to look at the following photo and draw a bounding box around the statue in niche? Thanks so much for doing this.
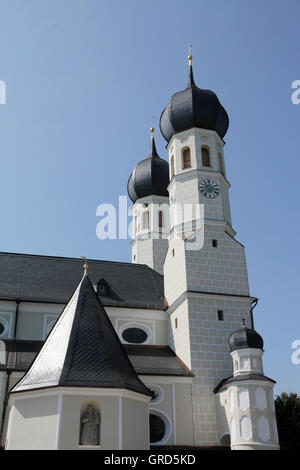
[79,404,101,446]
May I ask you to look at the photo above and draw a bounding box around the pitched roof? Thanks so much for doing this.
[125,345,194,377]
[2,341,193,378]
[0,252,165,310]
[11,276,152,396]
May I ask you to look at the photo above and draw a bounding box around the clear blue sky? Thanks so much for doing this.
[0,0,299,395]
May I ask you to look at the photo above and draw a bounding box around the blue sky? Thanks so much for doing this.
[0,0,299,394]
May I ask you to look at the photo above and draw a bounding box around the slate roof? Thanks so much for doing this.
[0,252,165,310]
[213,374,276,394]
[160,64,229,143]
[2,341,193,378]
[229,326,264,351]
[11,276,153,396]
[125,345,194,377]
[127,132,169,203]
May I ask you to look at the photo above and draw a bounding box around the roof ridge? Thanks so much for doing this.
[0,251,151,268]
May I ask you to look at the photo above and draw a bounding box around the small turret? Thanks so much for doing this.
[214,322,280,450]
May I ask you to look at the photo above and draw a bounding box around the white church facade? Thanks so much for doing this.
[0,55,279,450]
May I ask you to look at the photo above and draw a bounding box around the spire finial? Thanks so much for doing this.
[147,117,159,159]
[188,42,192,66]
[187,42,195,88]
[150,115,155,134]
[81,255,88,277]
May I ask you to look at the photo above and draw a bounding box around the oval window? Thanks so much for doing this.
[148,385,163,404]
[149,414,166,444]
[0,323,5,336]
[122,327,148,344]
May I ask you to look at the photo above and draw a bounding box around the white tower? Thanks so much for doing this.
[215,324,280,450]
[128,128,170,275]
[160,54,257,447]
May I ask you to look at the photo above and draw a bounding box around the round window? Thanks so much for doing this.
[122,327,148,344]
[149,414,166,444]
[0,322,5,336]
[148,385,163,404]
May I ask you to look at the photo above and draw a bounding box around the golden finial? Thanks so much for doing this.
[150,115,155,133]
[188,42,192,66]
[81,255,88,277]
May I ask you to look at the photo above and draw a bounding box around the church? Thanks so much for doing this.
[0,53,279,450]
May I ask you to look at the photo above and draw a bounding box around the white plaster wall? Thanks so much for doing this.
[106,307,168,346]
[217,381,279,450]
[6,394,59,450]
[122,397,149,449]
[131,195,169,275]
[185,224,250,296]
[164,237,187,306]
[141,376,194,447]
[168,293,252,446]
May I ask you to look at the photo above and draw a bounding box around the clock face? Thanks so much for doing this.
[199,179,220,199]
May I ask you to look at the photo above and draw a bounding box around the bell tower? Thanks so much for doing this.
[161,54,255,447]
[128,128,170,275]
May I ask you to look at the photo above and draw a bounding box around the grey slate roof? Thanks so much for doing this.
[229,326,264,351]
[2,341,193,378]
[11,276,152,396]
[127,133,169,203]
[213,374,276,394]
[160,64,229,143]
[0,252,165,310]
[125,345,194,377]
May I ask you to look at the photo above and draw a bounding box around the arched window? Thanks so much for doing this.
[158,211,163,228]
[219,152,225,175]
[142,211,149,230]
[182,147,191,169]
[79,402,101,446]
[201,146,210,167]
[170,155,175,178]
[134,215,137,235]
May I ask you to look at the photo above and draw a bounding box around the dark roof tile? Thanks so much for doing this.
[0,252,165,310]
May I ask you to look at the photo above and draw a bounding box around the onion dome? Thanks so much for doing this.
[127,129,169,203]
[229,321,264,352]
[160,55,229,143]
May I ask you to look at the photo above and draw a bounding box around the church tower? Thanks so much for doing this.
[161,54,257,447]
[128,128,170,275]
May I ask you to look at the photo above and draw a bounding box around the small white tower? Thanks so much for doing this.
[215,323,280,450]
[128,128,170,274]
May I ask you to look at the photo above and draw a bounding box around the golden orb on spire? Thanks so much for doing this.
[81,255,88,277]
[188,42,192,66]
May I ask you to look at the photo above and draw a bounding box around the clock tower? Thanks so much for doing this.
[161,55,256,446]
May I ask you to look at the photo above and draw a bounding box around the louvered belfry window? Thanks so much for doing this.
[202,146,210,167]
[182,147,191,169]
[170,155,175,178]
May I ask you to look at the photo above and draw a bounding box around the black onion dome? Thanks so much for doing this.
[127,133,169,203]
[229,326,264,352]
[160,64,229,143]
